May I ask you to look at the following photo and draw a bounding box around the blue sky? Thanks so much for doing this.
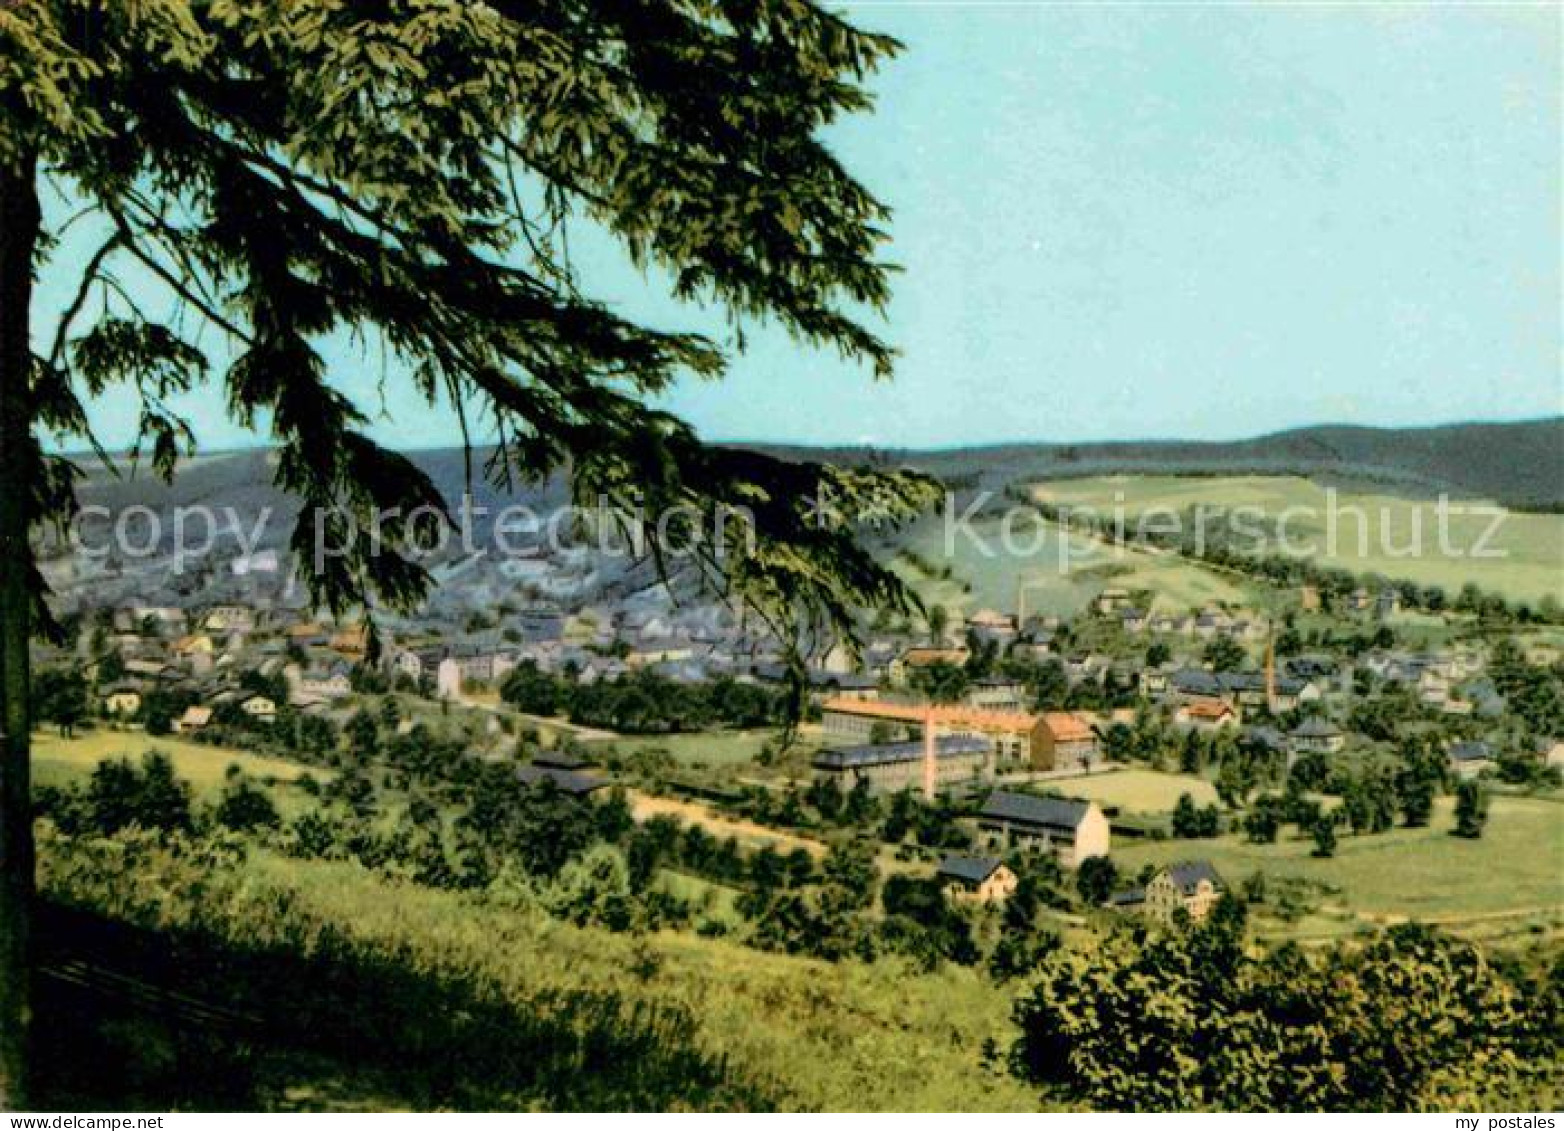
[41,2,1563,450]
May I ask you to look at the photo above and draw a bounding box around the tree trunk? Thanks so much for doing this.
[0,144,39,1112]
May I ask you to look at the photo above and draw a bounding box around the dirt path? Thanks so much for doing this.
[626,790,827,857]
[453,692,621,741]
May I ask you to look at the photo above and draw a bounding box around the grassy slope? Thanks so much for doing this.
[28,725,1563,1108]
[1031,475,1564,605]
[887,472,1562,621]
[889,509,1258,621]
[876,418,1564,508]
[27,729,1034,1109]
[242,852,1041,1111]
[612,728,796,769]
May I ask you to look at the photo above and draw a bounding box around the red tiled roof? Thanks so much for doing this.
[1041,711,1095,742]
[899,648,969,667]
[821,697,1039,734]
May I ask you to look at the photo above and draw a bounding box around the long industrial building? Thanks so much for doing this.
[811,733,993,794]
[818,697,1091,770]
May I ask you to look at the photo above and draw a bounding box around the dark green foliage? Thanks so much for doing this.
[819,841,877,914]
[987,871,1061,980]
[1287,749,1330,792]
[907,659,969,704]
[879,874,977,968]
[504,669,788,734]
[462,776,596,880]
[1013,919,1541,1111]
[1020,658,1070,712]
[1178,730,1205,775]
[1074,855,1118,907]
[1170,792,1220,839]
[1396,770,1437,826]
[1395,737,1444,827]
[1339,766,1397,835]
[1241,797,1283,844]
[213,773,280,834]
[345,711,380,761]
[1453,779,1489,839]
[32,667,86,736]
[988,928,1060,984]
[1349,685,1426,742]
[40,752,194,837]
[1310,812,1338,858]
[499,661,560,716]
[1213,735,1267,808]
[1491,637,1564,737]
[1201,637,1246,673]
[879,790,972,849]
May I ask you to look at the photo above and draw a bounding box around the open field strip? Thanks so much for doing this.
[1030,475,1564,605]
[1113,793,1564,945]
[1043,768,1220,813]
[32,728,322,797]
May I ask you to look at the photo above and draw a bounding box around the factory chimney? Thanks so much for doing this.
[922,709,937,801]
[1265,621,1278,714]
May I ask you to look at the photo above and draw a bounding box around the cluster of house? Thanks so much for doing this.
[70,604,364,729]
[66,594,815,723]
[1092,589,1271,641]
[58,582,1550,800]
[936,847,1228,925]
[938,786,1226,924]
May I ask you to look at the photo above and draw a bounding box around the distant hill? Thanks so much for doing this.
[758,418,1564,509]
[68,417,1564,521]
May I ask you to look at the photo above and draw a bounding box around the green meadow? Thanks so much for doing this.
[885,475,1563,621]
[32,728,322,797]
[611,728,800,770]
[1114,793,1564,947]
[1048,768,1219,814]
[1031,475,1564,606]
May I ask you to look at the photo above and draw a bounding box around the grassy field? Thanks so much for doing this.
[32,727,320,797]
[1114,793,1564,947]
[1030,475,1564,606]
[1044,768,1218,813]
[612,729,789,769]
[889,508,1258,621]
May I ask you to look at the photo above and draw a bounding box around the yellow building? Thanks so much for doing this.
[101,684,142,718]
[175,705,213,733]
[938,856,1018,904]
[240,694,278,724]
